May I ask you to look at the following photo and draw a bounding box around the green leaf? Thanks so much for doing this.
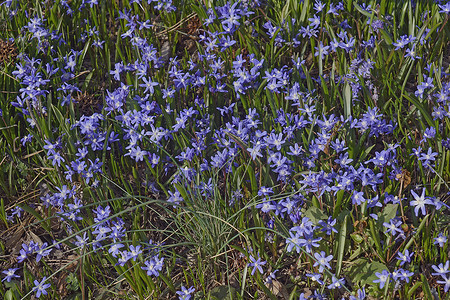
[335,214,348,276]
[358,144,376,163]
[368,219,383,257]
[377,204,398,227]
[343,83,352,119]
[407,281,422,299]
[241,265,248,298]
[5,289,14,300]
[353,2,374,18]
[420,274,433,300]
[82,70,94,91]
[174,183,189,204]
[402,93,435,128]
[208,285,237,300]
[0,198,7,226]
[304,206,327,225]
[380,28,393,45]
[299,0,309,23]
[346,259,388,286]
[247,165,258,197]
[350,232,364,244]
[404,214,429,251]
[18,204,51,232]
[280,0,292,22]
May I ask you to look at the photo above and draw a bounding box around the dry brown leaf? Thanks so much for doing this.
[396,169,411,187]
[266,280,289,299]
[66,254,80,271]
[4,225,24,250]
[29,231,43,245]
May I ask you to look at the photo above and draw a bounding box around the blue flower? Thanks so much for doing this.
[92,39,105,48]
[308,15,321,28]
[126,145,147,162]
[318,217,338,235]
[437,275,450,292]
[128,245,143,261]
[327,276,345,289]
[306,272,324,285]
[397,249,414,266]
[141,256,164,277]
[176,285,195,300]
[405,46,421,60]
[286,231,302,253]
[248,254,266,276]
[247,144,263,160]
[117,251,133,266]
[92,226,111,241]
[35,243,52,262]
[299,233,322,253]
[313,0,326,12]
[203,8,216,26]
[439,3,450,14]
[418,147,438,168]
[352,191,366,205]
[2,268,20,282]
[314,41,330,60]
[374,270,390,289]
[398,269,414,283]
[17,249,28,263]
[327,3,343,15]
[33,276,51,298]
[174,73,191,90]
[340,36,355,52]
[350,288,366,300]
[410,188,434,216]
[220,2,241,29]
[75,233,88,248]
[432,261,449,277]
[434,233,448,247]
[393,35,414,50]
[335,152,353,168]
[108,243,124,258]
[383,218,403,236]
[313,251,333,273]
[256,200,276,213]
[140,77,159,95]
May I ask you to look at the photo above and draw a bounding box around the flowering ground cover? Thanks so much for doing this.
[0,0,449,299]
